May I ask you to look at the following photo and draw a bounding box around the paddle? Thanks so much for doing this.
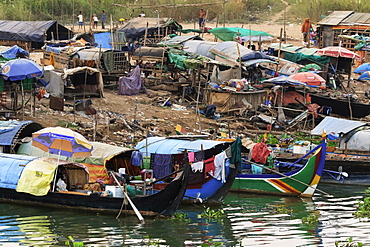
[110,172,145,223]
[242,158,331,196]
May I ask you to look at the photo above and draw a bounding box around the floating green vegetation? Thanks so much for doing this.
[354,195,370,218]
[353,187,370,218]
[201,239,223,247]
[301,213,319,225]
[64,236,85,247]
[273,205,293,214]
[335,237,363,247]
[142,235,162,246]
[169,211,191,223]
[198,207,225,220]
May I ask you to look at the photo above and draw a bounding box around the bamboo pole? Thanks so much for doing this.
[144,22,148,46]
[275,28,283,74]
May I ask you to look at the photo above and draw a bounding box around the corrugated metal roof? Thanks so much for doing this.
[341,12,370,25]
[311,116,366,136]
[160,35,204,46]
[317,11,353,25]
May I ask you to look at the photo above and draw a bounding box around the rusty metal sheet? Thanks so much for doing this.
[317,11,353,25]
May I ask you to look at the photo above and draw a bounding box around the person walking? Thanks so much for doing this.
[77,11,83,29]
[101,10,106,29]
[301,18,312,47]
[198,9,206,30]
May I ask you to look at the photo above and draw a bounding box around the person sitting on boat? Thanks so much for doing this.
[56,174,68,192]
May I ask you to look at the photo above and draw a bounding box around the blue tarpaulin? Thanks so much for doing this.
[0,45,29,59]
[0,121,38,145]
[94,32,112,49]
[0,153,37,189]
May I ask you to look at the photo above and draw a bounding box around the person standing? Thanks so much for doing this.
[198,9,206,29]
[101,10,106,29]
[77,11,83,29]
[301,18,312,46]
[93,14,98,29]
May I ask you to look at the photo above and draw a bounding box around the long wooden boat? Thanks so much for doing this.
[0,154,189,217]
[231,138,326,197]
[135,137,242,204]
[308,92,370,118]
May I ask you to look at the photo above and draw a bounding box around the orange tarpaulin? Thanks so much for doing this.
[83,163,109,183]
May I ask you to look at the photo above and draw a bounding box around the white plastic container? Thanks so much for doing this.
[105,185,124,198]
[293,145,308,154]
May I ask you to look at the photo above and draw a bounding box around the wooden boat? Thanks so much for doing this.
[0,153,189,217]
[231,138,326,197]
[135,137,242,204]
[308,92,370,118]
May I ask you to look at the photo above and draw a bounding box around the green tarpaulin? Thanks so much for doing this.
[283,52,330,65]
[208,27,273,42]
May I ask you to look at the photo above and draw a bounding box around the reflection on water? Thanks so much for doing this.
[0,184,369,246]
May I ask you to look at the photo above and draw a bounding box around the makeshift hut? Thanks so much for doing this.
[0,120,42,153]
[118,17,182,45]
[0,21,72,50]
[0,153,89,195]
[43,66,104,100]
[17,141,136,183]
[311,116,370,151]
[204,89,266,114]
[41,45,129,81]
[317,11,370,63]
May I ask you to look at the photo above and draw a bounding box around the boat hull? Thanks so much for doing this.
[182,165,238,203]
[309,93,370,118]
[231,141,326,197]
[0,167,189,217]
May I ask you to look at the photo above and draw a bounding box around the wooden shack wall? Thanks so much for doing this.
[204,89,266,113]
[319,25,335,48]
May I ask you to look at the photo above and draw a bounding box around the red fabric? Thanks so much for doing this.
[274,90,305,106]
[301,18,312,33]
[204,157,215,177]
[251,142,271,164]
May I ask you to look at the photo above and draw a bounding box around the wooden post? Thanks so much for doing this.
[223,0,226,27]
[276,28,283,74]
[33,90,36,117]
[144,22,149,46]
[195,64,202,133]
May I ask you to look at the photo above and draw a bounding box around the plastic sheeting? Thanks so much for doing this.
[311,116,366,136]
[43,68,64,97]
[340,129,370,150]
[0,153,37,189]
[0,21,70,43]
[208,27,273,42]
[0,45,29,59]
[93,32,112,49]
[118,66,142,95]
[135,137,226,155]
[16,157,89,196]
[118,17,181,41]
[0,121,39,146]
